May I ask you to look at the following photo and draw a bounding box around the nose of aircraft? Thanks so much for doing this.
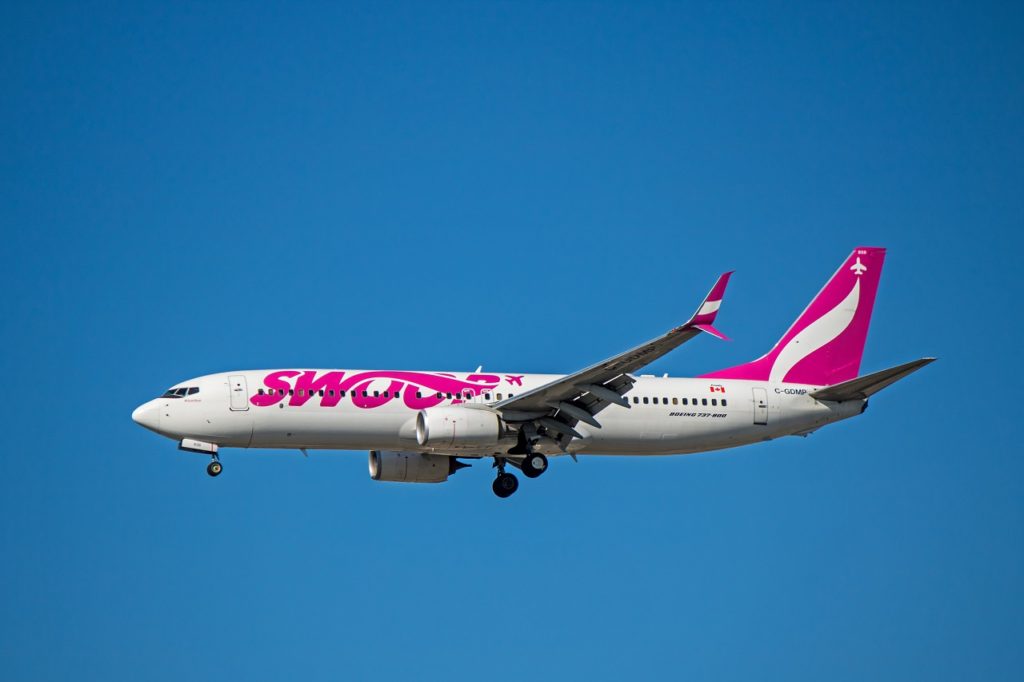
[131,401,161,432]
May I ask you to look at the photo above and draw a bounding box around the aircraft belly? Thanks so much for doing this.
[576,409,749,456]
[250,406,414,450]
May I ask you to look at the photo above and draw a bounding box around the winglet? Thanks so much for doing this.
[693,323,730,341]
[686,271,732,340]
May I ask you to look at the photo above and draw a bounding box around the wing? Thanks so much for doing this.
[495,272,733,450]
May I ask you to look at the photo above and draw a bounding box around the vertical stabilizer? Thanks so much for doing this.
[701,247,886,386]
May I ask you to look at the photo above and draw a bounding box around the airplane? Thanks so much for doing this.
[132,247,933,498]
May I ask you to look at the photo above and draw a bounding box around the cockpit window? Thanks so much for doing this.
[162,386,199,398]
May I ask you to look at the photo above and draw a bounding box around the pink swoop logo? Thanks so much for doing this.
[251,370,504,409]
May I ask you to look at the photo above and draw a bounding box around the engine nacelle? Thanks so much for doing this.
[415,406,502,449]
[368,450,452,483]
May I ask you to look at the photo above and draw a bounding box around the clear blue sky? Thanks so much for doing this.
[2,2,1021,680]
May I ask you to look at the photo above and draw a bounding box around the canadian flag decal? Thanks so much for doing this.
[709,384,726,393]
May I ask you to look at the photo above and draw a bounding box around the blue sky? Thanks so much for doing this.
[2,2,1022,680]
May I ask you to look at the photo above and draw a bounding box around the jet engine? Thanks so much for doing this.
[368,450,458,483]
[415,406,502,449]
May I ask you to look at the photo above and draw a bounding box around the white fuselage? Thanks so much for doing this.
[132,369,865,458]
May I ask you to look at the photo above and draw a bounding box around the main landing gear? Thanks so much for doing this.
[491,452,550,498]
[206,457,223,477]
[521,453,548,479]
[492,471,519,498]
[492,457,518,498]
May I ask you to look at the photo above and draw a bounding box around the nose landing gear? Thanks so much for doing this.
[206,458,223,477]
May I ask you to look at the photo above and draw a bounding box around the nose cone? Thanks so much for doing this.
[132,401,161,433]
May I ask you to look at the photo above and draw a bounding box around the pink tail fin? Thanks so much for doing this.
[700,247,886,386]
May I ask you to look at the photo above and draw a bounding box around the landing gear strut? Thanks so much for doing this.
[521,453,548,479]
[206,458,223,477]
[492,458,519,498]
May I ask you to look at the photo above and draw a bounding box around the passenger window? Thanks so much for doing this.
[633,396,639,404]
[496,393,503,400]
[643,397,649,404]
[722,399,727,407]
[382,391,389,398]
[329,390,335,396]
[711,399,717,406]
[446,393,452,399]
[682,398,688,405]
[652,397,659,404]
[672,397,678,405]
[485,393,491,400]
[362,391,368,397]
[663,397,668,404]
[257,389,264,395]
[279,389,285,396]
[319,390,325,397]
[436,392,443,398]
[373,391,380,397]
[416,391,422,398]
[289,390,294,396]
[702,398,708,406]
[394,391,400,398]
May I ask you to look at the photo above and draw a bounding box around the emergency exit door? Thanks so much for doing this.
[229,375,249,411]
[752,387,768,425]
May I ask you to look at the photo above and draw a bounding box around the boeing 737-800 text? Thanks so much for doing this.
[132,247,932,498]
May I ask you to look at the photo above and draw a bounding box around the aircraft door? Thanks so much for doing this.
[752,387,768,425]
[229,375,250,411]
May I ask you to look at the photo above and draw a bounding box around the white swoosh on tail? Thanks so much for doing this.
[769,279,860,382]
[697,299,722,316]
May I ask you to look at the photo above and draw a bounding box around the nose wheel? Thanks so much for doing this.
[206,459,223,477]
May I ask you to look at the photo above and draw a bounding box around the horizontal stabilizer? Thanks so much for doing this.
[810,358,935,401]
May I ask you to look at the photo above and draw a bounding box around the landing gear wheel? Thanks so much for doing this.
[521,453,548,479]
[492,472,519,498]
[207,460,223,477]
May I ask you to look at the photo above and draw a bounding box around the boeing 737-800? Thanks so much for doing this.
[132,247,933,498]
